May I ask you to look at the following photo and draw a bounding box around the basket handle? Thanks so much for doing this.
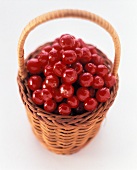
[18,9,121,79]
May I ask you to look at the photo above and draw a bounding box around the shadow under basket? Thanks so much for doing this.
[17,9,120,155]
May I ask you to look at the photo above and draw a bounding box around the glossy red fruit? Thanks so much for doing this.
[89,87,96,97]
[97,65,108,77]
[49,49,61,65]
[60,84,74,98]
[53,37,60,43]
[42,45,52,53]
[58,103,71,115]
[45,75,59,88]
[91,54,104,65]
[80,47,91,64]
[44,65,54,76]
[59,34,75,49]
[74,39,81,48]
[104,74,116,88]
[75,48,83,60]
[27,58,41,74]
[92,76,104,89]
[37,52,49,69]
[27,76,42,91]
[72,62,83,75]
[96,87,110,102]
[42,81,47,89]
[32,89,43,105]
[62,50,77,64]
[84,98,98,111]
[79,73,93,87]
[85,63,96,75]
[44,99,57,112]
[76,87,90,102]
[77,38,87,48]
[41,89,53,101]
[52,43,62,51]
[52,88,63,102]
[67,96,79,108]
[88,45,97,54]
[62,68,78,84]
[53,61,66,77]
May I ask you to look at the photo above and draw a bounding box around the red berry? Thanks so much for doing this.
[42,45,52,53]
[75,48,83,60]
[58,103,71,115]
[89,87,96,97]
[53,61,66,77]
[79,73,93,87]
[44,65,54,76]
[44,99,57,112]
[52,43,62,51]
[62,68,77,84]
[49,49,61,65]
[32,89,43,105]
[92,76,104,89]
[96,65,108,77]
[53,37,60,43]
[27,75,42,91]
[45,75,59,88]
[104,74,116,88]
[37,52,49,69]
[62,50,77,64]
[88,45,97,54]
[85,63,96,75]
[84,98,98,111]
[42,81,47,89]
[77,87,90,102]
[41,89,53,101]
[80,47,91,64]
[74,39,81,48]
[91,54,104,65]
[96,87,110,102]
[67,96,79,108]
[59,34,75,49]
[72,62,83,75]
[77,38,87,48]
[27,58,41,74]
[60,84,74,98]
[52,88,63,102]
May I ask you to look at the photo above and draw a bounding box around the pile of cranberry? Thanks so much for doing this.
[26,34,116,116]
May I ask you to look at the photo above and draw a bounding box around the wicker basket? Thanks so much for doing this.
[17,9,121,155]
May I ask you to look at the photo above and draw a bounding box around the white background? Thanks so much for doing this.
[0,0,137,170]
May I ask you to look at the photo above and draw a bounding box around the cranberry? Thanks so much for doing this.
[62,68,77,84]
[41,88,53,101]
[85,63,96,75]
[88,45,97,54]
[27,75,42,91]
[42,45,52,53]
[62,50,77,64]
[74,39,81,48]
[32,89,43,105]
[44,65,54,76]
[84,98,98,111]
[60,84,74,98]
[96,65,108,77]
[80,47,91,64]
[89,87,96,97]
[53,61,66,77]
[53,38,60,43]
[72,62,83,75]
[92,76,104,89]
[27,58,41,74]
[42,81,47,89]
[45,75,59,88]
[75,48,83,60]
[52,88,63,102]
[52,43,62,51]
[49,49,61,65]
[58,103,71,115]
[75,102,85,114]
[76,87,90,102]
[96,87,110,102]
[77,38,87,48]
[37,52,49,69]
[59,34,75,49]
[44,99,56,112]
[67,96,79,108]
[91,54,104,65]
[104,74,116,88]
[79,73,93,87]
